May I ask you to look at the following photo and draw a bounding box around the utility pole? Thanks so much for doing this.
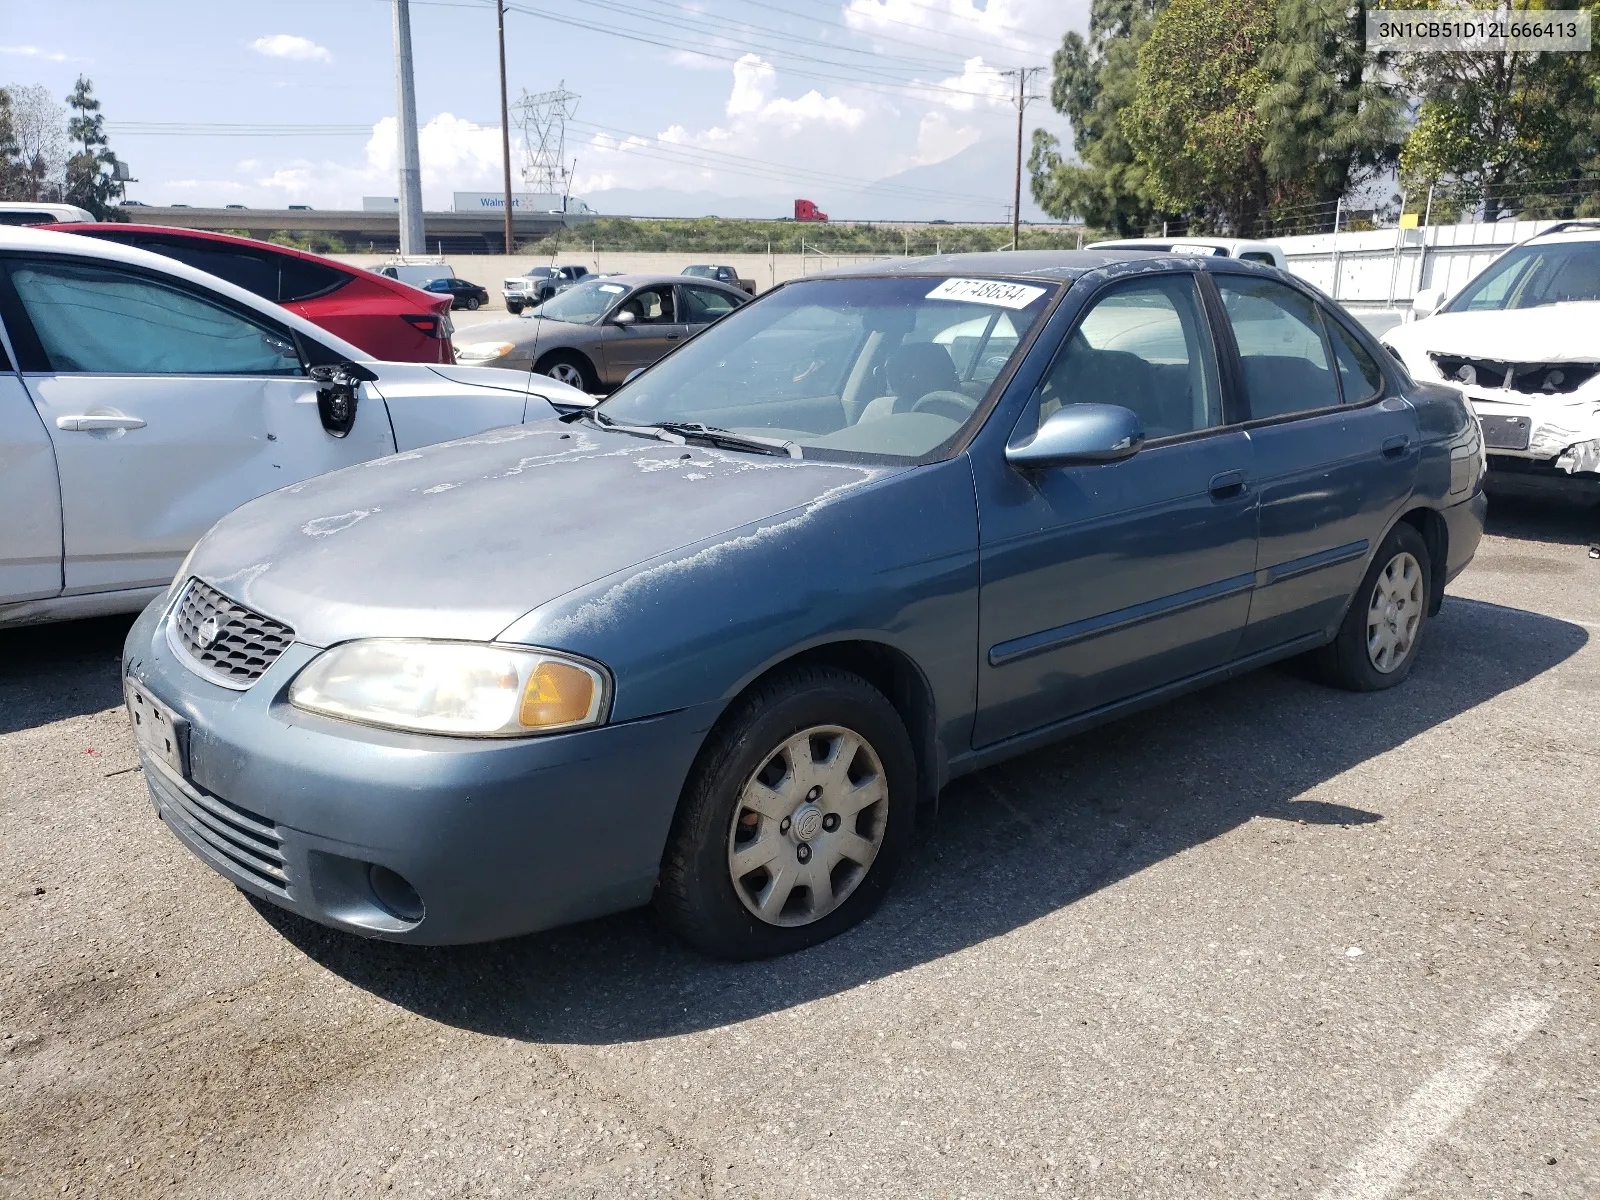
[1002,66,1045,251]
[392,0,425,256]
[496,0,515,255]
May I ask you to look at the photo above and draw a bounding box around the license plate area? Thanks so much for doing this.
[125,678,189,778]
[1479,413,1532,451]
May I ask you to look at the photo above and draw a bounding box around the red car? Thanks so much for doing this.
[40,224,456,363]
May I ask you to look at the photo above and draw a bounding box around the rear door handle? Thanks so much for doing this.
[56,413,147,432]
[1382,435,1410,457]
[1209,469,1247,499]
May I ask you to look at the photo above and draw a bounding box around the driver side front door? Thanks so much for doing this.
[600,285,687,386]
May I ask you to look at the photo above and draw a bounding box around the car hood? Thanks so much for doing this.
[1387,303,1600,367]
[185,421,895,647]
[366,360,588,407]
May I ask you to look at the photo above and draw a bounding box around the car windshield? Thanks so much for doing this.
[535,279,630,323]
[596,274,1058,462]
[1446,239,1600,311]
[683,266,717,278]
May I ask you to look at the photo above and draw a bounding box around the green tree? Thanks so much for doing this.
[0,88,22,201]
[1256,0,1403,223]
[1397,0,1600,220]
[1123,0,1277,232]
[63,75,124,219]
[1029,0,1169,235]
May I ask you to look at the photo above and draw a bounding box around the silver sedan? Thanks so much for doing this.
[454,273,750,392]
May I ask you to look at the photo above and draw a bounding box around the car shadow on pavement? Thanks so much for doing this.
[1484,494,1599,548]
[0,615,135,736]
[255,594,1586,1045]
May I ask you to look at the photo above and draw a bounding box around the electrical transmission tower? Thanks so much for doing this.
[512,84,580,199]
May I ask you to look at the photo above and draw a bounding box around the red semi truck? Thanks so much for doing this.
[794,198,829,222]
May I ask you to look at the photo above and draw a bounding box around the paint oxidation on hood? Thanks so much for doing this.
[185,420,896,646]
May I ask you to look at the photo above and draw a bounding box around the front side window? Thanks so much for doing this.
[1026,275,1221,440]
[598,274,1058,462]
[1446,240,1600,311]
[618,286,676,324]
[1217,276,1340,419]
[8,258,303,375]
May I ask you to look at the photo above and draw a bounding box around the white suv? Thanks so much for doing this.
[1382,221,1600,505]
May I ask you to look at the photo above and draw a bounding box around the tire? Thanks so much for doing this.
[466,296,481,311]
[507,301,523,315]
[1308,521,1432,691]
[655,666,917,960]
[536,350,598,393]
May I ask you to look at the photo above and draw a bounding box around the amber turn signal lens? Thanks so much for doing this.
[519,660,596,728]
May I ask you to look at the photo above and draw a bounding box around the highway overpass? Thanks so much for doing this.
[114,206,578,253]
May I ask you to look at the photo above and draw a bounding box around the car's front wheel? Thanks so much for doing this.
[507,300,524,315]
[535,350,597,393]
[656,667,915,959]
[1311,521,1432,691]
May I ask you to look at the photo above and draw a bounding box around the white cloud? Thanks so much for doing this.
[0,44,73,62]
[250,34,333,64]
[930,57,1013,114]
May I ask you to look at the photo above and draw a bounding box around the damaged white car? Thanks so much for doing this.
[1383,221,1600,505]
[0,226,592,626]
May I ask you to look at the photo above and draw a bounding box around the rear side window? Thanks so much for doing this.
[680,284,740,322]
[83,232,348,304]
[1324,316,1384,403]
[7,259,304,375]
[1216,276,1340,419]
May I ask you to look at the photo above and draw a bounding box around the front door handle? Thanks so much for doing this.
[56,413,147,432]
[1382,434,1410,457]
[1209,469,1247,499]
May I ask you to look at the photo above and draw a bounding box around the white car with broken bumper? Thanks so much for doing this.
[1383,222,1600,504]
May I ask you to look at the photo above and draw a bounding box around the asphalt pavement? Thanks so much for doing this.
[1,500,1595,1198]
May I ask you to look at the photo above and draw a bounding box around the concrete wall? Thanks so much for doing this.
[330,251,900,310]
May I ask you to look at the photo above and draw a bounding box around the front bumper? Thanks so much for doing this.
[122,595,719,945]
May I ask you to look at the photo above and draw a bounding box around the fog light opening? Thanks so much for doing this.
[367,864,425,923]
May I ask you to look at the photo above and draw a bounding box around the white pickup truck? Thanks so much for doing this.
[504,264,591,314]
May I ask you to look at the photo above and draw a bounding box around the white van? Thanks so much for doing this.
[1088,236,1287,269]
[0,201,95,227]
[375,262,454,288]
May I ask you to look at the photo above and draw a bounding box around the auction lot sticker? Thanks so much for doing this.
[1366,9,1590,52]
[927,278,1048,309]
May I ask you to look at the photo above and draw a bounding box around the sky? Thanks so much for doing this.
[2,0,1087,221]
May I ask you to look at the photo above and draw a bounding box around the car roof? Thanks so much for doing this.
[0,224,372,359]
[38,222,449,307]
[587,272,744,290]
[1527,220,1600,242]
[804,248,1242,282]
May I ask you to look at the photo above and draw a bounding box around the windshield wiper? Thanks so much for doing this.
[585,412,802,458]
[655,422,803,459]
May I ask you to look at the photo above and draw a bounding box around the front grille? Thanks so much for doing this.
[147,763,290,895]
[170,578,295,689]
[1430,354,1598,395]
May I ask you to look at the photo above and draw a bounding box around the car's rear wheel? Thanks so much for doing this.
[1309,522,1431,691]
[466,296,481,311]
[655,667,915,959]
[536,350,597,393]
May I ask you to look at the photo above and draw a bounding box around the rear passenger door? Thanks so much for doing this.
[679,283,742,334]
[1210,273,1418,655]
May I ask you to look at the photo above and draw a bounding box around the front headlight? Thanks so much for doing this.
[456,340,516,361]
[288,640,609,737]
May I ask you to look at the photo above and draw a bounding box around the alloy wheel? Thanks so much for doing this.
[547,363,585,388]
[1366,550,1423,673]
[726,725,888,927]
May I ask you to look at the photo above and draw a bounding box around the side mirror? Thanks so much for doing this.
[623,367,647,385]
[1411,287,1445,320]
[611,309,637,326]
[308,362,377,437]
[1006,403,1144,470]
